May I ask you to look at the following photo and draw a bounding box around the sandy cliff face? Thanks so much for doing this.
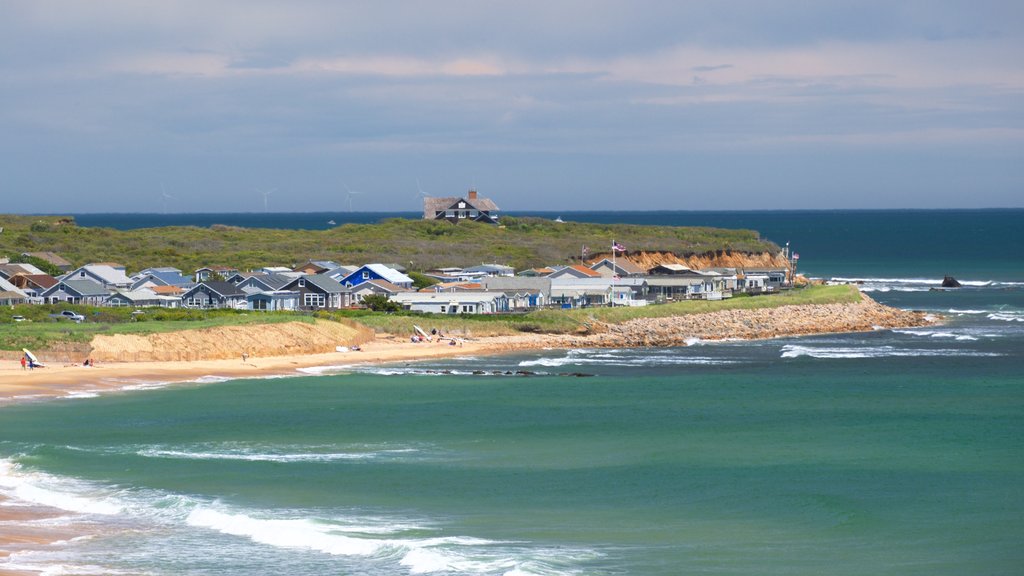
[88,320,372,363]
[591,250,790,270]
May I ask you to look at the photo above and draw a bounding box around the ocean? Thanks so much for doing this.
[2,210,1023,575]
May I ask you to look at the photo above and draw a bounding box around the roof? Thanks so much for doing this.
[590,258,645,276]
[134,269,191,286]
[108,288,162,302]
[47,279,110,296]
[0,277,27,297]
[419,281,482,292]
[422,195,499,218]
[150,285,185,295]
[352,264,414,286]
[287,274,348,294]
[23,252,72,267]
[463,264,514,274]
[392,291,506,304]
[69,264,132,286]
[361,279,410,294]
[189,281,246,298]
[548,265,602,279]
[16,274,59,289]
[237,273,292,290]
[0,263,45,277]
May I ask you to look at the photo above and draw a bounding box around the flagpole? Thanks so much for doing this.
[611,239,616,307]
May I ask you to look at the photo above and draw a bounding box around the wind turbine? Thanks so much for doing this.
[159,183,177,214]
[343,184,363,212]
[415,179,431,199]
[257,187,276,212]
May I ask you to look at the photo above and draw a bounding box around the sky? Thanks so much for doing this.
[1,1,1022,213]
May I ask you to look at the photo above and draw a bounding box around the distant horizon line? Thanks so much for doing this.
[8,207,1023,216]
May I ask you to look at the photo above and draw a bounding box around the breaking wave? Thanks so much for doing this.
[780,344,1002,359]
[1,457,597,575]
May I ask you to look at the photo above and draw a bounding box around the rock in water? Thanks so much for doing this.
[941,276,962,288]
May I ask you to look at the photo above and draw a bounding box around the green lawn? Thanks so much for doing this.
[0,285,858,351]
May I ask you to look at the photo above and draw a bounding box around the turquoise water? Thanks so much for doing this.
[2,210,1023,575]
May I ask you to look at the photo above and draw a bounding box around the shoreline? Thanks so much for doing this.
[0,295,937,573]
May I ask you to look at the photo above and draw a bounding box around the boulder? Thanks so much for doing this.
[941,276,962,288]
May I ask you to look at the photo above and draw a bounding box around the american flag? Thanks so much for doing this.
[582,245,589,256]
[612,241,626,252]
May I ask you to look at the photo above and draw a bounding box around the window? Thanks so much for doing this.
[458,201,466,208]
[298,278,306,287]
[440,306,446,313]
[80,271,86,277]
[304,293,325,308]
[362,271,370,279]
[446,210,455,218]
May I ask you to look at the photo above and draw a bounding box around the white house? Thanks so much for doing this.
[391,291,509,314]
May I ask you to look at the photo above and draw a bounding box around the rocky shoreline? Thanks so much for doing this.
[484,293,935,350]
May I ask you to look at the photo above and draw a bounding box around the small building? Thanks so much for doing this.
[462,264,515,278]
[194,266,239,283]
[180,282,248,309]
[106,288,173,308]
[589,258,646,278]
[351,279,411,306]
[0,277,29,305]
[391,291,510,314]
[281,275,350,310]
[292,260,340,275]
[22,252,73,272]
[422,189,499,224]
[248,290,300,311]
[40,279,110,305]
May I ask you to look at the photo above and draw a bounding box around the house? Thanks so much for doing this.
[339,264,414,290]
[8,274,58,298]
[106,288,173,308]
[281,275,350,310]
[40,279,110,305]
[22,252,73,272]
[194,266,239,283]
[131,267,192,290]
[645,276,713,301]
[480,277,552,308]
[228,273,293,294]
[549,277,648,308]
[350,279,412,306]
[589,258,646,278]
[422,189,499,224]
[547,264,603,280]
[180,282,248,309]
[741,268,790,291]
[248,290,300,311]
[391,291,510,314]
[62,264,132,290]
[462,264,515,277]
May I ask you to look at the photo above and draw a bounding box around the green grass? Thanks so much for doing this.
[0,214,778,273]
[0,286,857,351]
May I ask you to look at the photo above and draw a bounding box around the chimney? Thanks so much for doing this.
[468,188,477,200]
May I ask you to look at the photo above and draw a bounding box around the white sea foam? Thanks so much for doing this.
[0,459,122,516]
[780,345,1001,359]
[191,375,232,384]
[297,364,356,375]
[62,391,100,399]
[894,329,980,341]
[988,312,1024,322]
[135,446,418,463]
[519,351,736,367]
[947,309,989,314]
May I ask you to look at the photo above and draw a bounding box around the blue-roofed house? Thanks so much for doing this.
[339,264,415,290]
[131,267,192,290]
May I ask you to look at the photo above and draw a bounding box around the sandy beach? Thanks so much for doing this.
[0,296,936,573]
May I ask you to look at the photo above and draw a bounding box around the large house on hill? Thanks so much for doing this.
[423,189,499,224]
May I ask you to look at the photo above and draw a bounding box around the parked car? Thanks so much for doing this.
[12,315,27,322]
[50,310,85,323]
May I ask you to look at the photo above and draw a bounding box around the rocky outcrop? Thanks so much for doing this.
[483,293,934,350]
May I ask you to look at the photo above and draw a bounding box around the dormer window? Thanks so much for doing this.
[80,271,86,277]
[298,279,306,288]
[458,201,466,208]
[362,271,370,279]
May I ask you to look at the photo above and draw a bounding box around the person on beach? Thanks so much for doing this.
[20,356,26,370]
[242,351,249,364]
